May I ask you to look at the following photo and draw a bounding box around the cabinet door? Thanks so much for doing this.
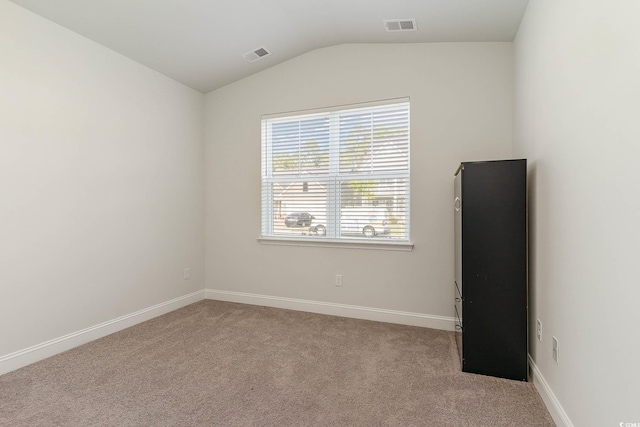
[454,172,462,298]
[454,171,463,365]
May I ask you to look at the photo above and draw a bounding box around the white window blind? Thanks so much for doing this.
[261,99,410,242]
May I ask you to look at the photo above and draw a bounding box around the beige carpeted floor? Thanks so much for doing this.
[0,300,554,426]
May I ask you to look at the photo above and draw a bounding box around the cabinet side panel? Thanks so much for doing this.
[461,160,527,380]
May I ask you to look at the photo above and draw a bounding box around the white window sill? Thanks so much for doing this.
[257,236,414,251]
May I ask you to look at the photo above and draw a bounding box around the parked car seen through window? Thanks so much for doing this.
[284,211,389,238]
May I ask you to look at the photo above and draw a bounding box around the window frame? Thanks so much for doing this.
[260,98,412,251]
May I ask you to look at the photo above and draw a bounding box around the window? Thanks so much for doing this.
[261,99,410,244]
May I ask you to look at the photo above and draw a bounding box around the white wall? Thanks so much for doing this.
[0,1,205,358]
[205,43,513,321]
[514,1,640,425]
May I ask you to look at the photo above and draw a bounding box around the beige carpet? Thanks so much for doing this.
[0,300,554,426]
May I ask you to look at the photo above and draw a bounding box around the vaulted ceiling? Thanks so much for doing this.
[9,0,529,93]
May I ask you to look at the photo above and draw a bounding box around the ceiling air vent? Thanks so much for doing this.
[242,47,271,63]
[383,19,417,32]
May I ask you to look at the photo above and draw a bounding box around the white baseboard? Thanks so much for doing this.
[0,290,205,376]
[205,289,455,331]
[528,354,573,427]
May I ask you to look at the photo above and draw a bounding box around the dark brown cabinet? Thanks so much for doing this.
[454,159,528,381]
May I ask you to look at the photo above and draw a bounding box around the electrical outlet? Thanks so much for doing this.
[536,319,542,341]
[183,268,190,280]
[335,274,343,287]
[552,336,559,363]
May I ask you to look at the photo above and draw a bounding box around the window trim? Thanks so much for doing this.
[261,97,411,246]
[261,97,409,121]
[257,236,414,251]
